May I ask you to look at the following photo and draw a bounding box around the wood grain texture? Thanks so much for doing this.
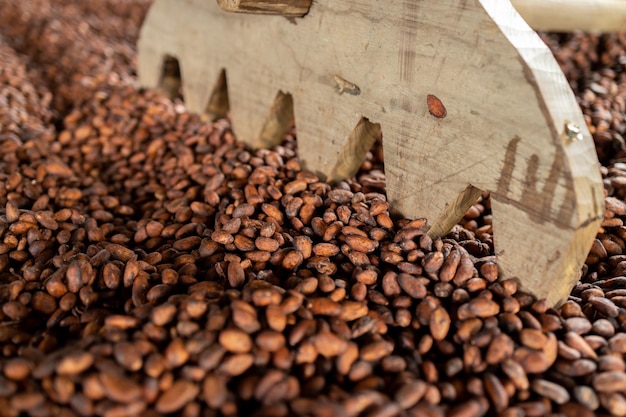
[138,0,604,306]
[512,0,626,32]
[216,0,312,16]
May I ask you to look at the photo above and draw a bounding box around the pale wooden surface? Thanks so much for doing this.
[216,0,311,16]
[138,0,605,306]
[512,0,626,32]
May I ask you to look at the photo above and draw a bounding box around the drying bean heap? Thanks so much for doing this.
[0,1,626,416]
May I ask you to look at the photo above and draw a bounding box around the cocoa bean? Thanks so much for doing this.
[219,328,253,353]
[56,352,94,375]
[99,372,142,404]
[593,371,626,393]
[155,380,199,414]
[531,378,570,405]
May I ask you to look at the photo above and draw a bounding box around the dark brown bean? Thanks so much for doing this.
[219,328,253,353]
[531,378,570,405]
[155,380,199,414]
[99,372,142,403]
[56,352,94,375]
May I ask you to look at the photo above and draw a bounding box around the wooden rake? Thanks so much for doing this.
[137,0,625,305]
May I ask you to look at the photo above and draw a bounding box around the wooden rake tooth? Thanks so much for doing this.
[326,117,381,184]
[224,65,285,149]
[177,53,225,118]
[295,101,374,183]
[137,22,168,96]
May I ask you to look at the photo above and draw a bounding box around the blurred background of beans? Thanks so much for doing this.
[0,1,626,416]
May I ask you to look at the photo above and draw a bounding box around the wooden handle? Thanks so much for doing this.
[512,0,626,32]
[216,0,311,16]
[217,0,626,32]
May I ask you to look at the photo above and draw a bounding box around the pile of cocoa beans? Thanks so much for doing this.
[0,1,626,416]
